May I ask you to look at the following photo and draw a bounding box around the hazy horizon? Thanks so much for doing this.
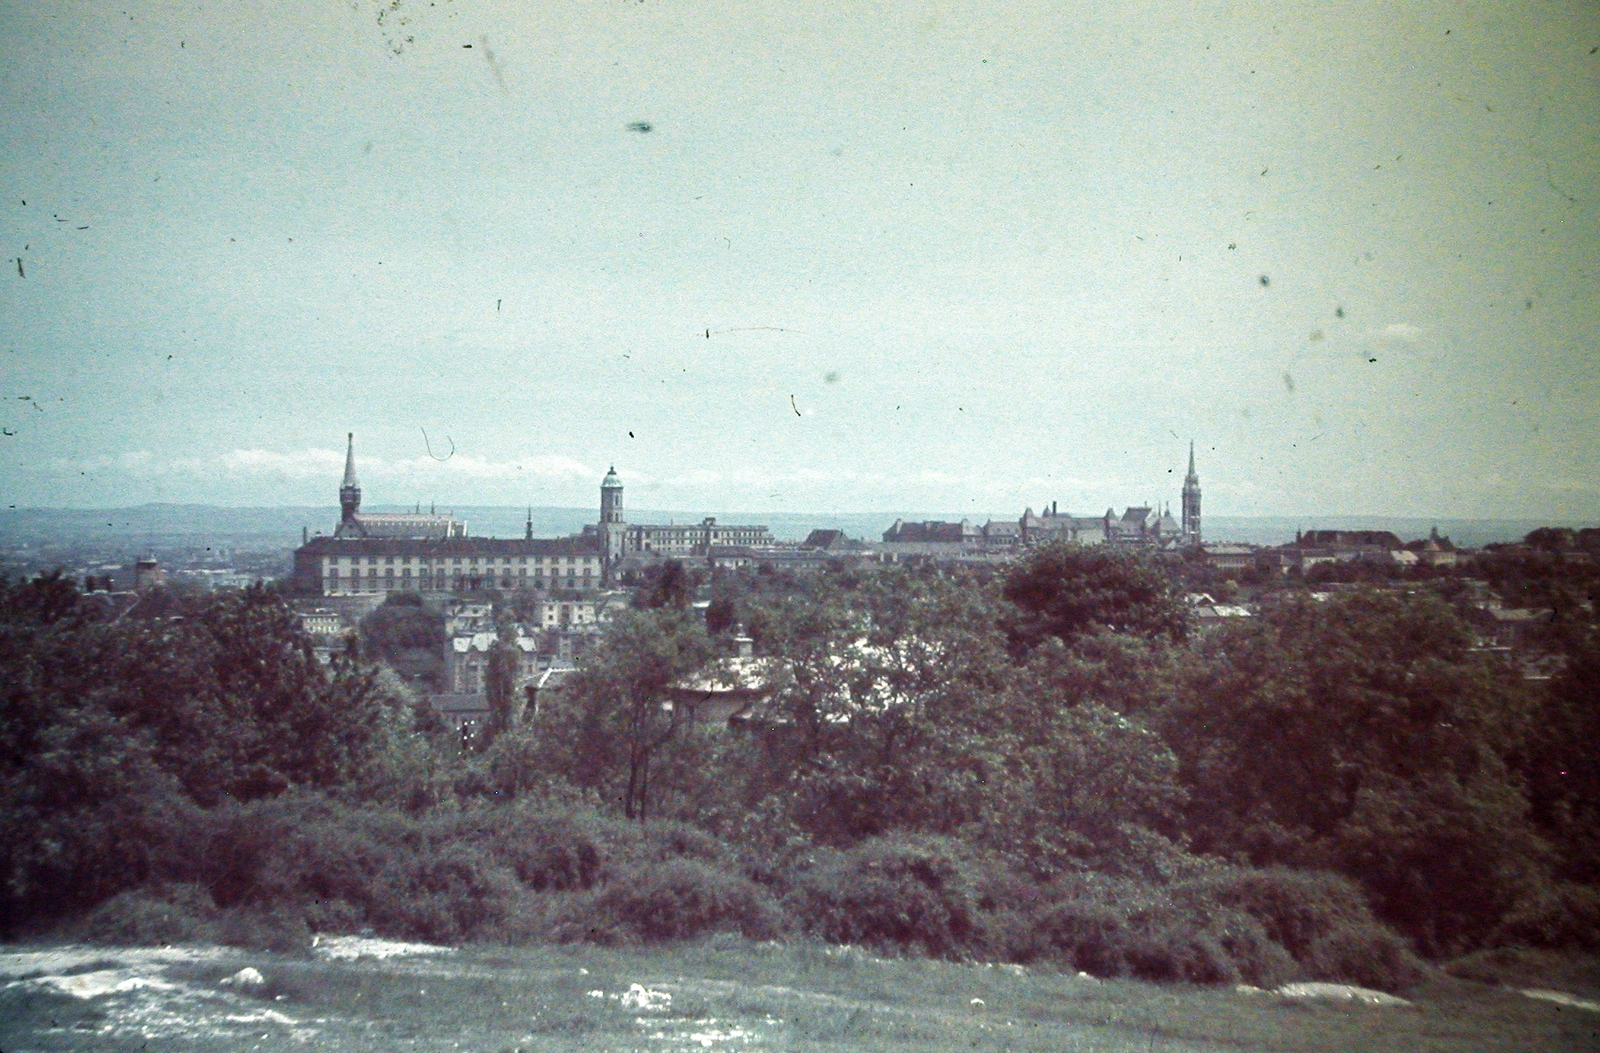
[3,501,1582,551]
[4,2,1597,519]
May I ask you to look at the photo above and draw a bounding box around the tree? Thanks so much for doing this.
[736,568,1019,847]
[1001,544,1187,656]
[1162,589,1546,953]
[360,590,435,651]
[705,593,738,635]
[482,628,523,747]
[534,609,714,820]
[0,577,414,931]
[635,560,694,610]
[1512,633,1600,884]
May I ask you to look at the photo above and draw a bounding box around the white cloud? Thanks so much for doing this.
[220,448,344,478]
[382,453,595,482]
[1375,323,1424,344]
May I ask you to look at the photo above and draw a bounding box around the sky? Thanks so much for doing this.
[2,1,1597,521]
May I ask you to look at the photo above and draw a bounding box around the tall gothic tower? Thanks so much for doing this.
[1181,441,1202,547]
[599,466,626,580]
[336,433,362,537]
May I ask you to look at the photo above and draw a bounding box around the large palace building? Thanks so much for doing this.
[292,435,604,596]
[291,435,776,596]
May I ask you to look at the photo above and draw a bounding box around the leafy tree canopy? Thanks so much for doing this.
[1001,543,1187,656]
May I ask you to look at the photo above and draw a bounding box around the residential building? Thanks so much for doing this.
[446,631,542,695]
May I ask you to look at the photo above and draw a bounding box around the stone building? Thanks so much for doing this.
[292,434,604,596]
[332,434,467,540]
[582,468,775,582]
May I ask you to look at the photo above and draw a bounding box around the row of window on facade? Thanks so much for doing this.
[324,566,595,572]
[325,576,585,593]
[323,556,596,568]
[326,566,593,579]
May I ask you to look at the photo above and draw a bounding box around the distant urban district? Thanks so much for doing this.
[3,437,1599,1009]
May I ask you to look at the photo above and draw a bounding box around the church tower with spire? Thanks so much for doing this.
[336,432,363,538]
[1181,441,1202,547]
[599,466,626,582]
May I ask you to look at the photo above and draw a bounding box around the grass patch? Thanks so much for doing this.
[5,938,1598,1053]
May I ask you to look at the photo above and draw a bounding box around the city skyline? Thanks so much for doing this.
[3,2,1597,519]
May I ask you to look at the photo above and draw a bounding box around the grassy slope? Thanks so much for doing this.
[2,940,1596,1053]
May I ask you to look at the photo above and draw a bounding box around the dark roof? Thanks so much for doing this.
[297,535,601,557]
[882,520,975,543]
[802,528,856,550]
[1298,530,1404,549]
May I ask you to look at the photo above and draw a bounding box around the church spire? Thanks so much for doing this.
[342,432,359,488]
[337,432,362,534]
[1181,440,1202,547]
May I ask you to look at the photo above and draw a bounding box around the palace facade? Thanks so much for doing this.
[291,437,772,595]
[292,435,604,596]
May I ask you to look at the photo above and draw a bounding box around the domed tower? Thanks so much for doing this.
[599,466,626,581]
[336,432,363,538]
[1181,441,1202,547]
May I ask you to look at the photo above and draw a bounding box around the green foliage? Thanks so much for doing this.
[1165,589,1550,954]
[787,835,984,956]
[77,883,219,945]
[1303,920,1427,991]
[1169,867,1373,959]
[1489,881,1600,952]
[634,560,697,610]
[482,630,523,746]
[0,576,423,933]
[1001,543,1187,655]
[976,694,1189,880]
[532,608,715,820]
[8,557,1594,975]
[589,857,782,941]
[360,591,444,656]
[704,592,738,634]
[1513,637,1600,883]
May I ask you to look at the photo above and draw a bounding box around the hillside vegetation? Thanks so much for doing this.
[3,546,1597,992]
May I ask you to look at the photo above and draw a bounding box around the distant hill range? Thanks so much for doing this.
[0,503,1579,553]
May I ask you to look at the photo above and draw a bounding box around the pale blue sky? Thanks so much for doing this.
[3,1,1597,519]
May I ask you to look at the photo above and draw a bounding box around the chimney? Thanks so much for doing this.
[734,634,754,659]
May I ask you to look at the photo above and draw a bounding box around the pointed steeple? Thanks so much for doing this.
[1180,440,1202,547]
[342,432,359,488]
[337,432,362,533]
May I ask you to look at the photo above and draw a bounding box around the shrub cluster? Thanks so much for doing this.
[25,797,1427,991]
[13,568,1591,989]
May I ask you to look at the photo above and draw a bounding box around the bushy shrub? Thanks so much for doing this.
[590,857,781,941]
[364,842,526,944]
[77,883,310,952]
[1132,905,1296,986]
[1305,921,1427,991]
[1171,867,1373,958]
[1167,865,1427,989]
[489,809,631,891]
[78,884,216,946]
[644,820,729,864]
[1488,882,1600,951]
[1033,900,1137,976]
[786,835,983,957]
[199,797,526,944]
